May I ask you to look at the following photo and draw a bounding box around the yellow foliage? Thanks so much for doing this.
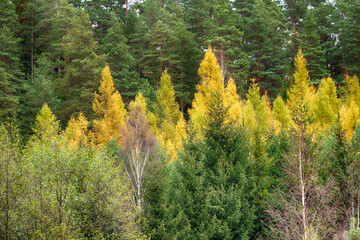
[313,77,340,132]
[92,65,127,145]
[32,103,59,141]
[224,77,242,124]
[64,112,89,146]
[154,70,187,162]
[341,100,360,140]
[189,46,224,136]
[272,96,293,133]
[342,75,360,105]
[287,48,315,132]
[130,92,157,135]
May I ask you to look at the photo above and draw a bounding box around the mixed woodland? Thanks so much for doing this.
[1,0,360,239]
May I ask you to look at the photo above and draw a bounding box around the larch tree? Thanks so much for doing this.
[223,77,242,125]
[31,103,59,143]
[63,113,89,147]
[92,65,127,145]
[272,95,293,133]
[189,46,224,136]
[313,77,340,133]
[340,75,360,139]
[154,70,186,162]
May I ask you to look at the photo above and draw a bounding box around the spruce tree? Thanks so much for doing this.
[163,93,255,239]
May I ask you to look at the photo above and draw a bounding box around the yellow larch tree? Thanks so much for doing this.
[63,113,89,146]
[340,75,360,139]
[92,65,127,145]
[272,96,293,133]
[223,77,243,125]
[313,77,340,133]
[287,48,315,133]
[341,100,360,140]
[32,103,59,142]
[242,79,272,135]
[342,75,360,105]
[154,70,187,162]
[189,46,224,136]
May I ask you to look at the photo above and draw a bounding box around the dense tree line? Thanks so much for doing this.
[2,0,360,239]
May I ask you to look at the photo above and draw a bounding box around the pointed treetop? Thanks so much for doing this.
[98,65,115,102]
[198,45,223,93]
[294,48,310,87]
[32,103,59,140]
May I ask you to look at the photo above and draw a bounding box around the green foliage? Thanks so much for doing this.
[0,124,23,239]
[162,95,255,239]
[61,9,105,120]
[20,56,61,137]
[301,9,328,84]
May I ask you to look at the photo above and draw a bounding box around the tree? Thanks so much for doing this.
[287,48,315,133]
[20,56,61,137]
[163,94,255,239]
[313,77,340,132]
[0,1,22,122]
[61,9,105,120]
[120,92,156,210]
[223,77,242,124]
[237,0,288,97]
[31,103,59,143]
[63,112,89,146]
[0,124,22,239]
[336,0,360,76]
[189,46,223,136]
[0,67,18,123]
[92,65,127,145]
[206,0,249,83]
[154,70,186,162]
[301,9,328,84]
[101,16,148,103]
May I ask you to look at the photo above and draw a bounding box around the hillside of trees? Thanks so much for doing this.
[1,0,360,239]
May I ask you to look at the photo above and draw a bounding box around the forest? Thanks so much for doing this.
[1,0,360,239]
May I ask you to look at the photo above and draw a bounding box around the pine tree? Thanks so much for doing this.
[206,0,249,83]
[35,0,75,71]
[61,9,105,121]
[0,1,22,122]
[301,9,328,84]
[92,65,126,145]
[336,0,360,76]
[101,16,147,103]
[238,0,288,97]
[0,67,18,123]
